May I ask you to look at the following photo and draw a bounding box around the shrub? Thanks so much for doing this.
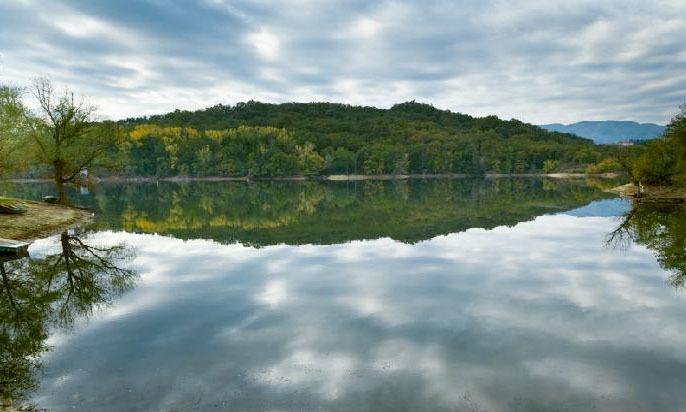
[586,157,621,174]
[633,139,675,184]
[542,160,559,174]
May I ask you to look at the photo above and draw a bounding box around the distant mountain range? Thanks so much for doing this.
[539,121,665,144]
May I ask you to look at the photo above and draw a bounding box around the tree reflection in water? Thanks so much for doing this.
[608,200,686,288]
[0,230,136,409]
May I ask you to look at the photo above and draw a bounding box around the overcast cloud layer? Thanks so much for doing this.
[1,0,685,124]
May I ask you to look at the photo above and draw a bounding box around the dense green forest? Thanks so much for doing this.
[3,178,618,246]
[1,81,624,182]
[103,101,620,178]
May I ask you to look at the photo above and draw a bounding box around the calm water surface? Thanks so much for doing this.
[2,178,686,411]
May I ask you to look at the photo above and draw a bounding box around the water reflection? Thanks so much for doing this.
[3,178,619,246]
[1,255,49,408]
[3,179,686,411]
[0,231,137,409]
[27,208,686,411]
[608,201,686,289]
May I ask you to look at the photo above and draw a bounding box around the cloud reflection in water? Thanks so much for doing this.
[31,212,686,412]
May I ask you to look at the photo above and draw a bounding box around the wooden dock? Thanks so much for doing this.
[0,238,30,255]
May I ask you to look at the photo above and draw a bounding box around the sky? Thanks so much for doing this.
[1,0,685,124]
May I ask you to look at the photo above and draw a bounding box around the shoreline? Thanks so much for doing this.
[7,172,621,184]
[0,199,92,241]
[607,183,686,201]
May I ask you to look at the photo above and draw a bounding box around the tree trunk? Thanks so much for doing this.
[54,160,67,205]
[55,179,67,205]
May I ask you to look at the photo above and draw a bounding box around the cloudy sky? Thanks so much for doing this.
[1,0,684,124]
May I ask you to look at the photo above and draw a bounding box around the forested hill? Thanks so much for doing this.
[109,101,617,177]
[124,101,590,145]
[540,121,665,144]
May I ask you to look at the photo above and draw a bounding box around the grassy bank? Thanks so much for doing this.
[0,198,92,241]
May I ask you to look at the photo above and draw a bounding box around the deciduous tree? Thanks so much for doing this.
[0,85,30,176]
[28,79,123,203]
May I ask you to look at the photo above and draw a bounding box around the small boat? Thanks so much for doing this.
[0,203,27,214]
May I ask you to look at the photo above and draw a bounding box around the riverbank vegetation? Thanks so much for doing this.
[625,104,686,188]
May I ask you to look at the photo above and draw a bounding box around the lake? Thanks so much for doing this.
[2,178,686,411]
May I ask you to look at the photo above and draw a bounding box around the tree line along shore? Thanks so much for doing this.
[7,171,621,184]
[1,79,684,206]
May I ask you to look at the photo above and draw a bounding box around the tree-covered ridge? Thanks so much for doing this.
[5,178,617,247]
[113,101,616,177]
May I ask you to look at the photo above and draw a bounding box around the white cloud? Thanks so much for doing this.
[349,17,382,39]
[246,28,280,61]
[256,279,289,307]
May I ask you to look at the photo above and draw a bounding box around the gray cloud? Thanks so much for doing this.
[1,0,684,123]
